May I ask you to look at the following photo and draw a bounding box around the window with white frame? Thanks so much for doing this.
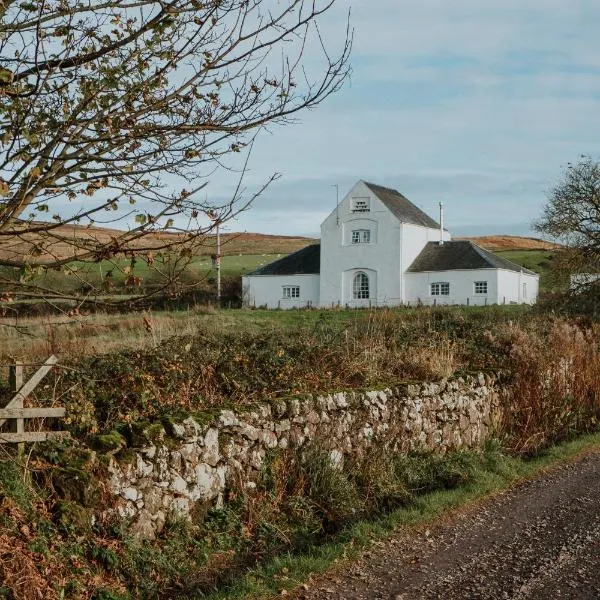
[351,229,371,244]
[431,282,450,296]
[282,286,300,299]
[352,272,370,299]
[351,197,370,213]
[474,281,488,295]
[523,282,527,299]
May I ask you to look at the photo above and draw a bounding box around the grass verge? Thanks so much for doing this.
[203,432,600,600]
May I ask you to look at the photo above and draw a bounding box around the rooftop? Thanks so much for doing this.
[363,181,441,229]
[407,241,538,275]
[246,244,321,276]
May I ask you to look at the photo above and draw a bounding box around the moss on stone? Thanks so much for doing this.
[54,500,93,536]
[90,430,126,454]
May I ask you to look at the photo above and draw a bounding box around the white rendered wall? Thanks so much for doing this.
[242,274,320,309]
[496,270,539,305]
[405,269,539,306]
[404,270,499,306]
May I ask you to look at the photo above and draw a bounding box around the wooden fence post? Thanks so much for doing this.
[8,361,24,458]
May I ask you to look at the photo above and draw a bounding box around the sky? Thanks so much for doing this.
[212,0,600,238]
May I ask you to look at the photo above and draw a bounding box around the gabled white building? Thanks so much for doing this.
[242,181,539,309]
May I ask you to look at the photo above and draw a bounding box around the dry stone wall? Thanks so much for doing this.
[106,373,501,539]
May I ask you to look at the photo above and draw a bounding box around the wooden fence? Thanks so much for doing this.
[0,355,69,446]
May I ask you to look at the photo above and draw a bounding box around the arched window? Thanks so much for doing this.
[353,272,370,299]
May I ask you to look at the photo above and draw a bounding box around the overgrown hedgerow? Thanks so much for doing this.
[39,307,600,456]
[0,443,489,600]
[44,307,517,433]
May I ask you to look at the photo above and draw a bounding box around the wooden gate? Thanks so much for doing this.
[0,355,69,445]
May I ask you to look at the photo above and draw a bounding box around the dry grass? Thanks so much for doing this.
[0,222,315,264]
[4,305,600,460]
[460,235,560,251]
[491,320,600,453]
[0,308,246,363]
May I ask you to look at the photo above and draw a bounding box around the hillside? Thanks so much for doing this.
[0,223,316,263]
[0,228,561,300]
[0,222,556,264]
[459,235,559,252]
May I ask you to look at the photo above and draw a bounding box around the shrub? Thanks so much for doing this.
[491,320,600,454]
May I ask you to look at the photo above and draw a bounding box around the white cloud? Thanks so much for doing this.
[211,0,600,236]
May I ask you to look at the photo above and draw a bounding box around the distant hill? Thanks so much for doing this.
[459,235,560,252]
[0,223,316,264]
[0,223,557,265]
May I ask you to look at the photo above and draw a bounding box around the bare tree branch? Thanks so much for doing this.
[0,0,352,305]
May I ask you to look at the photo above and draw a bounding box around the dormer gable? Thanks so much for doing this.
[321,180,442,231]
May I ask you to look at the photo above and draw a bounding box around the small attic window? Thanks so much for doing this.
[352,197,370,212]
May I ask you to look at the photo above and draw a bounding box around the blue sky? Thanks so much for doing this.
[213,0,600,238]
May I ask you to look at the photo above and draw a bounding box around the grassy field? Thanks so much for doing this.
[2,246,560,298]
[496,249,562,292]
[0,304,532,364]
[0,253,289,300]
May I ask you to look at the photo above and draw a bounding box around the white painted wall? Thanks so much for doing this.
[496,270,539,305]
[242,274,320,309]
[405,269,539,306]
[320,181,398,307]
[404,269,499,306]
[570,273,600,290]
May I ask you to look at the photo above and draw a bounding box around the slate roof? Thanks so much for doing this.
[246,244,321,276]
[407,241,538,275]
[363,181,441,229]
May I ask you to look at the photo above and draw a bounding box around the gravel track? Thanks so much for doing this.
[290,448,600,600]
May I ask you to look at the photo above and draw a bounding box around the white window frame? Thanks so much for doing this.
[352,272,370,299]
[282,285,300,299]
[522,282,527,299]
[474,281,488,295]
[351,197,370,213]
[351,229,371,244]
[431,282,450,296]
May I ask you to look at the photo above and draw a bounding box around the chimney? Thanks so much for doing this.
[439,202,444,245]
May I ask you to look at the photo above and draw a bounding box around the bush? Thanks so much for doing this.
[490,320,600,454]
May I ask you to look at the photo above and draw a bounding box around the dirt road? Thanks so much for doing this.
[291,448,600,600]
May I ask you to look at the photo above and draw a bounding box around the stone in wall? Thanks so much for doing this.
[105,373,501,540]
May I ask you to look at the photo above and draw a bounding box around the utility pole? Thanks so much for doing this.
[216,221,221,303]
[208,207,221,304]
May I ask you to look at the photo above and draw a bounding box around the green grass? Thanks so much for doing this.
[203,432,600,600]
[496,249,561,292]
[0,303,533,365]
[3,242,563,300]
[1,253,282,296]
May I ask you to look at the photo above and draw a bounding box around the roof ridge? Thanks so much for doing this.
[465,240,496,268]
[467,240,538,275]
[362,181,440,229]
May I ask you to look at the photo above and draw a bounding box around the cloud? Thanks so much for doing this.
[205,0,600,238]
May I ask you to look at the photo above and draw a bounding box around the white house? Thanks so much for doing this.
[242,181,539,309]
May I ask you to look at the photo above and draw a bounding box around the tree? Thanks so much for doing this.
[0,0,351,307]
[535,156,600,309]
